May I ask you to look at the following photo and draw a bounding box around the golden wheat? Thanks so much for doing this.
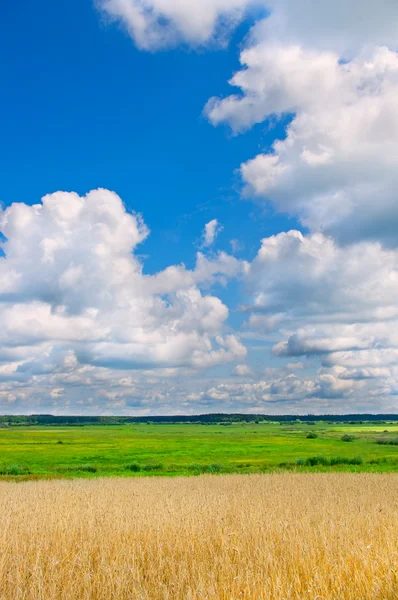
[0,474,398,599]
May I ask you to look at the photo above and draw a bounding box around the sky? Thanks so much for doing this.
[1,0,398,415]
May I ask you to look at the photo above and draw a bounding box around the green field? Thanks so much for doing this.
[1,421,398,479]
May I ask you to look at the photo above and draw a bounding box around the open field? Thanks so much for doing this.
[1,473,398,599]
[2,421,398,479]
[2,421,398,478]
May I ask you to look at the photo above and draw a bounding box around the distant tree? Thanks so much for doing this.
[341,434,355,442]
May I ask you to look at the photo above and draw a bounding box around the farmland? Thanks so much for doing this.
[1,473,398,599]
[2,420,398,479]
[2,422,398,599]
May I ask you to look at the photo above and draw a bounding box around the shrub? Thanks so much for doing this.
[188,463,202,472]
[77,464,97,473]
[306,455,329,467]
[291,456,365,468]
[341,434,356,442]
[330,456,348,466]
[56,440,63,445]
[330,456,363,466]
[0,464,31,476]
[306,432,318,439]
[349,457,363,465]
[376,438,398,446]
[142,463,164,472]
[188,463,225,474]
[207,463,224,474]
[125,462,141,472]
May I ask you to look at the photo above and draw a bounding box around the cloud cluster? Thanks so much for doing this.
[256,0,398,57]
[4,1,398,413]
[207,44,398,245]
[0,190,246,382]
[199,1,398,411]
[98,0,260,50]
[186,369,392,415]
[238,229,398,405]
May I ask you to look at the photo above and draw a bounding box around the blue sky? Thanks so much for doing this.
[1,0,398,415]
[1,0,295,273]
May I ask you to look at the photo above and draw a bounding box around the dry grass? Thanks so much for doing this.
[1,474,398,600]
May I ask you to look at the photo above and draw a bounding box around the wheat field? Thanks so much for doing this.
[1,474,398,600]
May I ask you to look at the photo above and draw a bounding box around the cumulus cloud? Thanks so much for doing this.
[257,0,398,58]
[245,230,398,328]
[97,0,260,50]
[5,1,398,414]
[190,370,380,414]
[0,189,246,381]
[206,3,398,246]
[232,364,253,376]
[238,229,398,407]
[201,219,223,248]
[201,0,398,410]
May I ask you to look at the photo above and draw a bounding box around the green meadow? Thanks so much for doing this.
[2,421,398,479]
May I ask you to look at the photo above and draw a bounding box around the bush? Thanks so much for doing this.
[305,455,329,466]
[0,464,31,476]
[207,463,224,474]
[341,434,356,442]
[306,432,318,439]
[368,457,388,465]
[376,438,398,445]
[188,463,202,472]
[188,463,225,474]
[125,462,141,472]
[142,463,164,472]
[329,456,363,466]
[77,464,97,473]
[329,456,346,466]
[56,440,63,444]
[294,456,364,468]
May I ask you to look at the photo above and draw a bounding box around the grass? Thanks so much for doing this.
[376,438,398,445]
[1,421,398,478]
[0,473,398,599]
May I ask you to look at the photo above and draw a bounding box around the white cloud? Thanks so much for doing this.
[239,229,398,406]
[205,1,398,246]
[98,0,260,50]
[201,219,223,248]
[98,0,398,54]
[232,364,253,376]
[5,2,398,414]
[193,371,378,413]
[230,238,244,254]
[246,230,398,328]
[256,0,398,58]
[201,1,398,410]
[0,189,246,378]
[208,45,398,245]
